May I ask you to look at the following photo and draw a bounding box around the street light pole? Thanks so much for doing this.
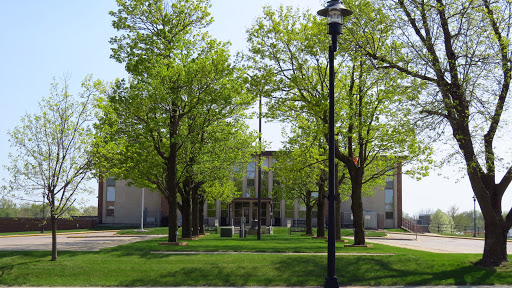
[317,2,352,288]
[257,93,262,240]
[473,195,477,237]
[141,188,145,231]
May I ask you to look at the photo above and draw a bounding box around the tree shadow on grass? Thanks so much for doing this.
[337,255,502,286]
[0,252,47,284]
[117,254,326,287]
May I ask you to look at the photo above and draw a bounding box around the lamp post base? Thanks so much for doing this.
[324,276,339,288]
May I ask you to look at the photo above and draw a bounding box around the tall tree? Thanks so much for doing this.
[353,0,512,266]
[6,76,98,261]
[99,0,254,242]
[273,121,328,236]
[246,5,430,245]
[177,114,257,238]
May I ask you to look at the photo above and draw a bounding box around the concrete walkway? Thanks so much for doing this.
[0,231,162,251]
[367,232,512,254]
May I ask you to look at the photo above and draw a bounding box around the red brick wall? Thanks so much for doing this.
[0,217,98,233]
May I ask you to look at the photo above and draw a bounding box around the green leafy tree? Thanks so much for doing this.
[429,209,455,234]
[246,5,430,245]
[6,76,98,261]
[98,0,254,242]
[177,114,257,238]
[273,123,328,236]
[0,197,18,217]
[81,205,98,216]
[354,0,512,266]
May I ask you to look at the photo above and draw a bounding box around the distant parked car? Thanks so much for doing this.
[508,229,512,239]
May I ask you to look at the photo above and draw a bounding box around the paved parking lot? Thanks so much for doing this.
[0,231,162,251]
[367,233,512,254]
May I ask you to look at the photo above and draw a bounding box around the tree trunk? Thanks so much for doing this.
[180,191,192,239]
[167,141,179,243]
[198,196,205,235]
[483,223,507,266]
[191,185,199,237]
[167,194,178,242]
[50,213,57,261]
[305,190,313,235]
[457,128,510,266]
[477,219,509,266]
[317,180,326,237]
[351,172,365,245]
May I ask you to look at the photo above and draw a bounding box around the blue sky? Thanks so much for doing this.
[0,0,502,215]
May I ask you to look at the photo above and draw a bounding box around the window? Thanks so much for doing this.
[298,203,307,218]
[261,170,269,198]
[385,178,393,189]
[246,161,256,197]
[220,202,229,218]
[207,202,216,217]
[272,202,281,218]
[106,178,115,201]
[261,158,269,197]
[247,161,255,179]
[234,177,243,195]
[385,187,394,220]
[285,200,295,218]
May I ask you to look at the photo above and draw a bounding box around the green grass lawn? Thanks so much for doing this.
[0,227,511,286]
[384,228,409,233]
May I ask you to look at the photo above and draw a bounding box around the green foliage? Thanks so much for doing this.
[246,4,432,244]
[352,0,512,265]
[446,205,484,232]
[96,0,256,188]
[97,0,259,241]
[0,197,18,217]
[0,199,97,218]
[6,76,99,219]
[80,205,98,216]
[246,4,432,186]
[272,127,326,203]
[429,209,455,234]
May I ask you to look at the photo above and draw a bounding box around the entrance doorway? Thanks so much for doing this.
[232,198,271,227]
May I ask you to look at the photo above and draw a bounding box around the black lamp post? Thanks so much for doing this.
[317,1,352,288]
[473,195,477,237]
[257,93,262,241]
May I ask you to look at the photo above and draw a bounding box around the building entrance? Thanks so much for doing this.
[232,198,271,227]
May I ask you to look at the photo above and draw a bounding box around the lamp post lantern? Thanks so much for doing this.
[473,195,477,237]
[317,1,352,288]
